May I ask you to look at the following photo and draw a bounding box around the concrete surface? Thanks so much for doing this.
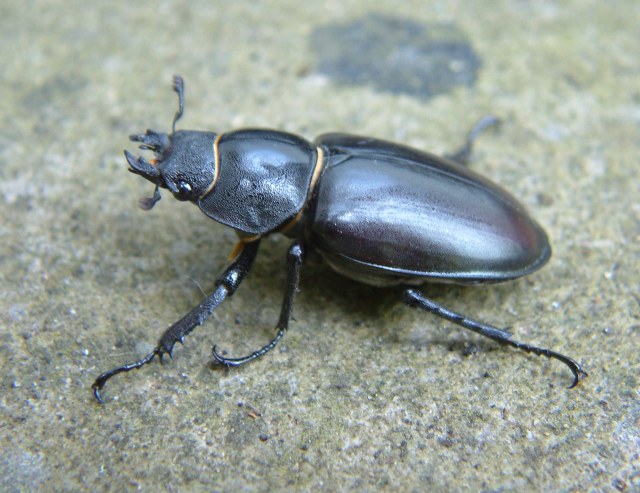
[1,1,638,491]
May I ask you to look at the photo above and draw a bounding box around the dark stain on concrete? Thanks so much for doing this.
[310,13,481,98]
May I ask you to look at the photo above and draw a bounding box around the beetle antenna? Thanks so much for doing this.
[171,75,185,133]
[139,182,162,210]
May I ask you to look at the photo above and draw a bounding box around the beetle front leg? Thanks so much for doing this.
[402,288,587,388]
[91,239,261,403]
[212,240,305,367]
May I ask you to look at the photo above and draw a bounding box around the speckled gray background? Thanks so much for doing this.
[1,1,638,492]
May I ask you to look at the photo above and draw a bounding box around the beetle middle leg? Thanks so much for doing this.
[445,115,501,166]
[92,239,261,402]
[402,288,587,388]
[212,240,305,367]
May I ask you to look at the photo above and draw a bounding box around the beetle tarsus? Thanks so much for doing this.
[505,342,587,389]
[91,347,163,403]
[212,329,286,367]
[446,115,502,166]
[402,288,587,388]
[212,241,304,367]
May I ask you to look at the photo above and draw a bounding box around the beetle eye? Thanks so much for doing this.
[177,181,192,195]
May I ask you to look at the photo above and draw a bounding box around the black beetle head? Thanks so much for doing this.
[124,76,216,210]
[125,130,217,209]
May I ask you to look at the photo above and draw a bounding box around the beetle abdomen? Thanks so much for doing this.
[310,135,550,286]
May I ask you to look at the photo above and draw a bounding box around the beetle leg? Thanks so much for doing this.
[402,288,587,388]
[212,240,305,367]
[445,115,501,166]
[91,240,261,403]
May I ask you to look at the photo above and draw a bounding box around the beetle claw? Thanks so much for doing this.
[92,384,105,404]
[211,345,238,368]
[211,345,226,364]
[566,362,588,389]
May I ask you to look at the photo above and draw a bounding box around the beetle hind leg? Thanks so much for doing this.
[401,288,587,388]
[212,241,305,367]
[445,115,501,166]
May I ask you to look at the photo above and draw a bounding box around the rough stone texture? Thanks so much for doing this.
[1,2,638,492]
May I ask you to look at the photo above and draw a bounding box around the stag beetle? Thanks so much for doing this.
[92,76,586,402]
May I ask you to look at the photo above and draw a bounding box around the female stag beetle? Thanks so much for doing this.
[92,75,586,402]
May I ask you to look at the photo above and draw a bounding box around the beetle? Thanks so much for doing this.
[92,75,586,402]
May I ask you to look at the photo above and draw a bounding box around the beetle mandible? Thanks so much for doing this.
[92,75,586,402]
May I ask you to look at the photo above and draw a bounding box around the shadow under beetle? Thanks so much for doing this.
[92,75,587,402]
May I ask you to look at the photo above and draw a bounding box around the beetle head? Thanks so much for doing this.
[124,76,216,210]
